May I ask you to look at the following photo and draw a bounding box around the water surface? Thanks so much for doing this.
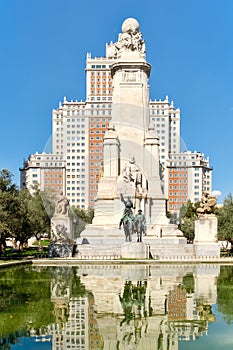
[0,264,233,349]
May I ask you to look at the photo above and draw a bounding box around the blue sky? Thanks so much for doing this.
[179,305,233,350]
[0,0,232,203]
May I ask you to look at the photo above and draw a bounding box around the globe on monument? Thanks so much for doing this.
[121,18,140,33]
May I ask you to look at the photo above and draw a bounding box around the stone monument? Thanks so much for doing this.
[49,192,74,257]
[193,192,219,258]
[77,18,186,259]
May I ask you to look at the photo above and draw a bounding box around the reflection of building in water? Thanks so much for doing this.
[49,296,103,350]
[32,268,103,350]
[31,264,219,350]
[168,285,187,321]
[89,294,104,350]
[56,297,89,350]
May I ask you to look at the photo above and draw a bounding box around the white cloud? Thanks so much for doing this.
[212,190,222,198]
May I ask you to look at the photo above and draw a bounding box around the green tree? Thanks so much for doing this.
[182,273,194,293]
[179,200,199,243]
[71,207,94,238]
[39,190,55,219]
[10,189,52,251]
[216,193,233,245]
[0,169,17,192]
[0,170,18,255]
[27,189,52,249]
[5,189,38,250]
[0,169,53,253]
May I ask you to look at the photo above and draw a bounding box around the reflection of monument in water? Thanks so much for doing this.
[33,265,219,350]
[77,17,220,260]
[77,264,219,350]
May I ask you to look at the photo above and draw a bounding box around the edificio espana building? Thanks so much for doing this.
[20,21,212,213]
[166,151,212,213]
[20,153,66,195]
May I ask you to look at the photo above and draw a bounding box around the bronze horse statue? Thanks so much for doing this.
[122,213,134,242]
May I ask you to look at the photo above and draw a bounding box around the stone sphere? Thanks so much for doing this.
[122,18,140,33]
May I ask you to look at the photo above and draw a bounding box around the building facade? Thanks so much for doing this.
[20,153,66,195]
[166,151,212,214]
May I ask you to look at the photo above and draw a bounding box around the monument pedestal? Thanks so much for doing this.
[75,241,149,259]
[49,215,74,258]
[48,243,74,258]
[78,225,126,246]
[194,215,220,258]
[51,217,73,238]
[121,242,149,259]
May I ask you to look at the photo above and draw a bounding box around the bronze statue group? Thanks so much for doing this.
[119,194,146,242]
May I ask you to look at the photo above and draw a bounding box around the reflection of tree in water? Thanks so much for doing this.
[182,273,194,294]
[0,266,56,348]
[217,265,233,324]
[118,280,148,348]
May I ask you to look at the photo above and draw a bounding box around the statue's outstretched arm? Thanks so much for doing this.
[120,193,125,204]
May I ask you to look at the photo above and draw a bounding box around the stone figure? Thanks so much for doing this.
[132,30,145,52]
[122,156,142,187]
[114,18,145,55]
[49,192,74,258]
[159,162,165,194]
[55,192,69,216]
[123,161,134,183]
[135,168,143,193]
[159,162,164,180]
[99,159,104,179]
[49,222,74,257]
[134,209,146,242]
[116,31,132,51]
[196,192,217,216]
[51,224,70,244]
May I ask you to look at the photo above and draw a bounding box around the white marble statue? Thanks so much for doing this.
[114,18,146,55]
[54,192,70,216]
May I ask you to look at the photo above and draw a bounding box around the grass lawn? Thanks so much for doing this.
[1,246,49,260]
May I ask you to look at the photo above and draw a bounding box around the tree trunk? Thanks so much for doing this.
[0,236,6,257]
[12,238,17,249]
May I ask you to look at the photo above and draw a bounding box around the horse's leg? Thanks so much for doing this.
[123,225,126,242]
[140,228,142,242]
[125,226,129,242]
[130,223,133,241]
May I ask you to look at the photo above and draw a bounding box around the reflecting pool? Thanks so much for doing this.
[0,264,233,349]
